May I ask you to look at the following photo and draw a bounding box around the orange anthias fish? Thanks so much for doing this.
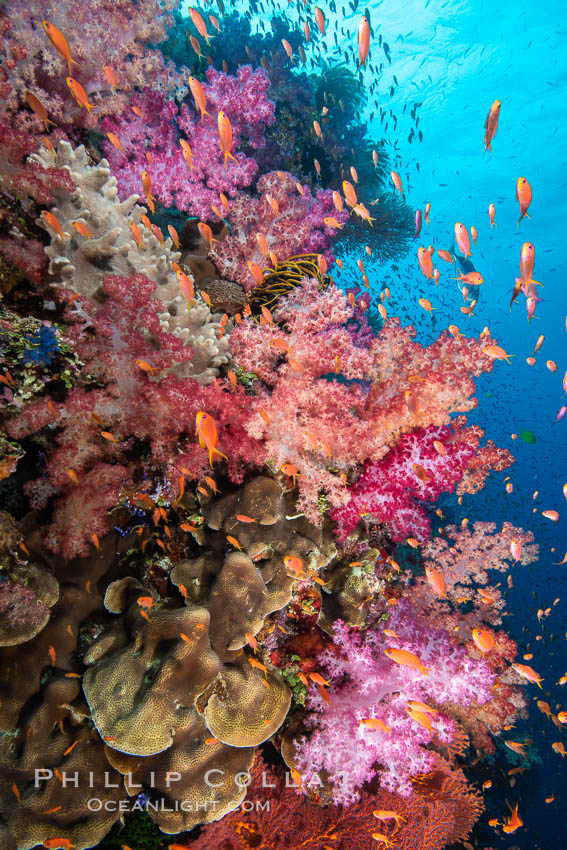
[309,672,330,686]
[406,699,438,715]
[66,77,93,112]
[42,840,75,850]
[284,555,305,576]
[342,180,358,207]
[314,6,326,35]
[472,628,495,654]
[245,632,258,651]
[41,210,67,240]
[516,177,532,227]
[281,463,300,486]
[198,222,217,246]
[226,535,242,550]
[407,707,432,731]
[358,15,370,68]
[483,99,501,154]
[483,344,513,363]
[106,131,122,152]
[417,246,433,279]
[454,222,472,258]
[168,225,180,249]
[24,90,55,132]
[42,20,79,74]
[218,110,238,168]
[520,241,536,282]
[512,662,544,688]
[72,221,90,239]
[189,7,211,43]
[180,139,194,170]
[249,657,268,674]
[454,271,483,286]
[373,810,406,828]
[384,648,429,675]
[102,64,116,92]
[425,567,447,598]
[195,411,228,467]
[505,740,527,757]
[360,717,390,733]
[281,39,293,60]
[391,170,402,194]
[129,221,143,249]
[189,35,202,60]
[188,76,210,122]
[502,801,523,834]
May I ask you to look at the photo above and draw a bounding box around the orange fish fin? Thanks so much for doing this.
[209,447,228,467]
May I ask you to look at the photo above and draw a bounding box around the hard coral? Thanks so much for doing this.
[0,676,124,849]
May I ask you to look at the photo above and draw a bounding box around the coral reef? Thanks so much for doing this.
[1,1,186,130]
[0,4,542,849]
[287,601,495,803]
[193,754,483,850]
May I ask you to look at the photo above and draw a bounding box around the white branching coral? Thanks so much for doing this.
[31,140,229,384]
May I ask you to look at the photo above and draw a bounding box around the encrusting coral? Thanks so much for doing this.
[11,474,328,838]
[0,512,59,646]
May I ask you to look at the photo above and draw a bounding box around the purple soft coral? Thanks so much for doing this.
[101,66,275,218]
[293,601,495,804]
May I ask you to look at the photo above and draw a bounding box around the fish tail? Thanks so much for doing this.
[208,447,228,467]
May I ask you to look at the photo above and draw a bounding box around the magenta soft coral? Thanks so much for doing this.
[291,601,495,803]
[101,66,275,218]
[330,425,477,542]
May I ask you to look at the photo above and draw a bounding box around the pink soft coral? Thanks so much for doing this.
[292,601,495,803]
[6,274,262,557]
[329,425,477,542]
[210,171,347,288]
[229,280,503,525]
[1,1,186,130]
[101,66,275,218]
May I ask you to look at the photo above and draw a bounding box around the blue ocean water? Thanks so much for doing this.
[338,1,567,845]
[224,0,567,844]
